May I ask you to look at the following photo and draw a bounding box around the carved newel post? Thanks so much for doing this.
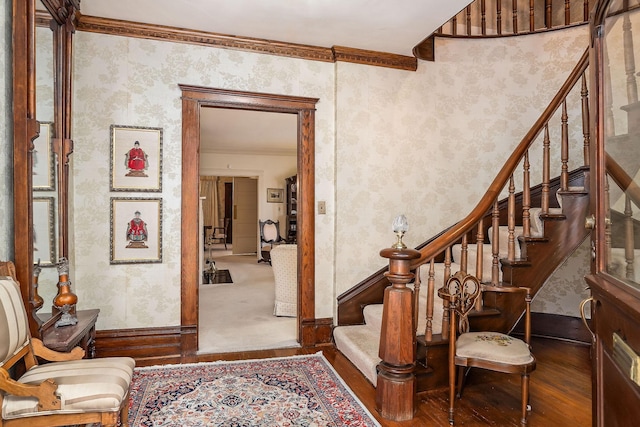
[376,215,420,421]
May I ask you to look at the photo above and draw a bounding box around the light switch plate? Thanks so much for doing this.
[318,201,326,214]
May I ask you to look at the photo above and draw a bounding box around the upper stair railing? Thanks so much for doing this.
[441,0,593,37]
[414,0,594,60]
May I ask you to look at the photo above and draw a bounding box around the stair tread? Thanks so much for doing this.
[333,325,380,385]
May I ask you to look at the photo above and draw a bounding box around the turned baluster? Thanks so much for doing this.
[605,48,616,137]
[441,248,453,341]
[624,196,635,281]
[496,0,502,36]
[466,5,472,36]
[508,175,516,261]
[565,0,571,26]
[475,220,484,311]
[529,0,535,32]
[542,124,551,214]
[460,234,469,274]
[492,201,500,285]
[523,151,531,238]
[605,177,612,270]
[413,266,421,335]
[513,0,519,34]
[623,13,638,105]
[561,100,569,191]
[425,259,436,342]
[451,15,457,35]
[481,0,487,35]
[583,0,589,22]
[545,0,552,29]
[581,74,590,166]
[376,246,420,421]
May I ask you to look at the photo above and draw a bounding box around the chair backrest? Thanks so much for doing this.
[260,219,281,243]
[438,271,481,334]
[0,276,31,367]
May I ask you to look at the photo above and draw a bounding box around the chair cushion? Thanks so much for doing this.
[2,357,135,419]
[456,332,534,365]
[0,278,31,366]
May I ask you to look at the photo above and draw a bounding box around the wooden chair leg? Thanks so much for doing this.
[456,366,467,398]
[449,364,456,425]
[520,373,530,426]
[120,391,131,427]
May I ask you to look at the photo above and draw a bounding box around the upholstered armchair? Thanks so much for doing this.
[270,244,297,317]
[0,275,135,427]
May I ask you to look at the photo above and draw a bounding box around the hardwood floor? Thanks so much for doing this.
[196,336,592,426]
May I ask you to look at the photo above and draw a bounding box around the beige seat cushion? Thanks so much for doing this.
[2,357,135,419]
[456,331,534,365]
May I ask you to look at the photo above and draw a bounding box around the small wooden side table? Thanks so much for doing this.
[39,309,100,359]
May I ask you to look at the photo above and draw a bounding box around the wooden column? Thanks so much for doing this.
[376,247,420,421]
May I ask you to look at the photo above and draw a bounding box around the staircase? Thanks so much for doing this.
[334,177,589,384]
[334,46,593,419]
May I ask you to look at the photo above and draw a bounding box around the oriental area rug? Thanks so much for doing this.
[129,353,381,426]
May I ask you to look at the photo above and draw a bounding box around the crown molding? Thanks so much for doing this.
[76,14,417,71]
[332,45,417,71]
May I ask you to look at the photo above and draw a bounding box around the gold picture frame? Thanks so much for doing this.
[110,197,163,264]
[110,125,163,192]
[267,188,284,203]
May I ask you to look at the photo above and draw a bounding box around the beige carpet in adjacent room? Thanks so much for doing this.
[198,250,298,354]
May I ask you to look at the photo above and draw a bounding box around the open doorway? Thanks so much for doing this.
[179,85,319,357]
[198,109,297,353]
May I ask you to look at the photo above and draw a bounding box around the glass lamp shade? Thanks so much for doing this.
[392,215,409,233]
[392,215,408,249]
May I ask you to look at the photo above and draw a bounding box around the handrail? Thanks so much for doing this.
[410,48,589,269]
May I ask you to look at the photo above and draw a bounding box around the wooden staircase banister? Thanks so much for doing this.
[410,48,590,270]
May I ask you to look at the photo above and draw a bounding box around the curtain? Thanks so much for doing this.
[200,177,219,231]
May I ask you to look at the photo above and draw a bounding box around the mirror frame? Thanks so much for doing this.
[12,0,78,337]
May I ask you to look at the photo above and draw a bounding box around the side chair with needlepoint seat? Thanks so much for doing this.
[438,271,536,426]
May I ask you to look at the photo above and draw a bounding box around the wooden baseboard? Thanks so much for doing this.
[514,312,592,345]
[96,326,182,366]
[96,317,334,366]
[301,317,333,347]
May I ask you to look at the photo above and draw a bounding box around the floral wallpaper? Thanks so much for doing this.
[0,0,11,261]
[334,27,589,299]
[30,19,592,331]
[71,33,336,329]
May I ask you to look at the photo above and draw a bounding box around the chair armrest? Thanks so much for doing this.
[0,369,61,411]
[32,338,85,361]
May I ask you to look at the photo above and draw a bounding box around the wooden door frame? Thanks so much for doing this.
[179,85,318,361]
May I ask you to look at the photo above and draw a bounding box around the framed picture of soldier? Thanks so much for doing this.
[110,125,163,192]
[110,197,162,264]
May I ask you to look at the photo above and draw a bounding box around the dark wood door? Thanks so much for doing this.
[586,1,640,425]
[225,182,233,243]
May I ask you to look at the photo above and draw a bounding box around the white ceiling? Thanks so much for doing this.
[79,0,471,155]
